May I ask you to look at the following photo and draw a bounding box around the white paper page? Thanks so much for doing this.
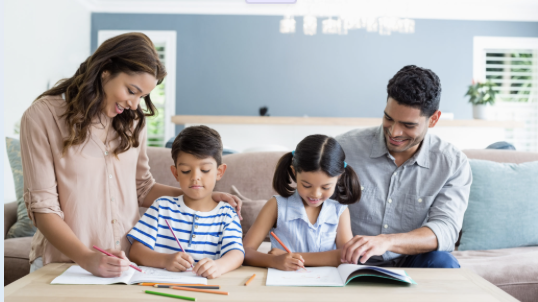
[266,267,343,287]
[129,267,207,285]
[50,265,135,285]
[337,264,412,284]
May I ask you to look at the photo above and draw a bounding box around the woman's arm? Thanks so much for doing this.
[34,213,130,277]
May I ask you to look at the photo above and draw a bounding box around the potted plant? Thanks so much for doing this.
[465,80,497,120]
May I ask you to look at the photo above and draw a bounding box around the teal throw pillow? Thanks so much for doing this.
[6,137,37,238]
[459,159,538,251]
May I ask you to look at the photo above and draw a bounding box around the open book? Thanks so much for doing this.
[51,265,207,285]
[267,264,416,286]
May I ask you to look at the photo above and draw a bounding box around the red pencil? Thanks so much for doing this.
[270,232,307,271]
[92,245,144,273]
[165,219,194,269]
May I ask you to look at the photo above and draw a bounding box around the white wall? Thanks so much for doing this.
[3,0,91,203]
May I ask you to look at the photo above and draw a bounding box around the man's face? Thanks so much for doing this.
[382,97,437,154]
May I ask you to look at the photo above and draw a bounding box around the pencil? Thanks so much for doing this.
[270,232,307,271]
[171,286,229,296]
[244,274,256,286]
[165,219,194,269]
[139,283,207,287]
[155,285,220,289]
[92,245,144,273]
[145,290,196,301]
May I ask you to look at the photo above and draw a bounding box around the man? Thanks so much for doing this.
[337,65,472,268]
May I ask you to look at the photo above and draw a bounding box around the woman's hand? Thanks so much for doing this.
[82,250,131,278]
[212,192,243,220]
[268,248,287,256]
[163,252,194,272]
[193,258,222,279]
[271,253,305,271]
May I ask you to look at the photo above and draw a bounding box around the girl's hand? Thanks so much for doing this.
[163,252,194,272]
[82,250,130,278]
[193,258,222,279]
[271,253,305,271]
[212,192,243,220]
[268,248,287,256]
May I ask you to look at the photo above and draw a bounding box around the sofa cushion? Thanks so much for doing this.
[453,246,538,302]
[5,137,37,238]
[4,237,32,286]
[459,159,538,251]
[230,185,268,241]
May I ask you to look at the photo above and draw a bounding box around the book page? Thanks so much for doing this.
[129,267,207,285]
[337,264,415,285]
[50,265,134,285]
[266,267,343,287]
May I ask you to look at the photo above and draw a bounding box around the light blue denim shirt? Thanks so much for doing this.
[336,126,472,261]
[270,191,347,253]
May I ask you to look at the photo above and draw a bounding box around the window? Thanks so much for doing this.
[97,30,177,147]
[474,37,538,152]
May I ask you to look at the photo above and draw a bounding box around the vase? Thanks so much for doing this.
[472,104,492,120]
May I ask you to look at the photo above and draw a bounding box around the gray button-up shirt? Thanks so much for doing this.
[336,126,472,261]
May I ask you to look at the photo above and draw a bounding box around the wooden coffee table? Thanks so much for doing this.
[4,264,518,302]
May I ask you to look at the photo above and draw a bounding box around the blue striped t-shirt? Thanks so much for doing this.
[127,196,244,262]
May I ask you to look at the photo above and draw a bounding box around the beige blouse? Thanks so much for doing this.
[20,95,155,265]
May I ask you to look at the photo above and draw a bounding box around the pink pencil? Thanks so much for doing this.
[92,245,144,273]
[165,219,194,269]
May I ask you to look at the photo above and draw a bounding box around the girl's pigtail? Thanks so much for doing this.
[334,165,361,204]
[272,152,296,197]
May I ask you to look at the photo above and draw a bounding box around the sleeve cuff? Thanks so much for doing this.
[24,189,64,226]
[424,221,455,252]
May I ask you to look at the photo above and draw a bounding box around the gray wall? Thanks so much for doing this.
[91,14,538,121]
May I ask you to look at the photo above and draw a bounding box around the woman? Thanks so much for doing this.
[20,33,241,277]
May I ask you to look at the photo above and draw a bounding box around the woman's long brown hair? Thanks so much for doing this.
[35,32,167,156]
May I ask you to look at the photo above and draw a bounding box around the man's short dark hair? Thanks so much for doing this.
[171,125,223,166]
[387,65,441,117]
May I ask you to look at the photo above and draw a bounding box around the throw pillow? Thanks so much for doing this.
[5,137,37,238]
[459,159,538,251]
[231,185,269,241]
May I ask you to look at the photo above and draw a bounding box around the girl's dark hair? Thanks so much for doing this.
[35,32,166,156]
[272,135,361,205]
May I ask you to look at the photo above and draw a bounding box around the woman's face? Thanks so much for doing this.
[101,71,158,118]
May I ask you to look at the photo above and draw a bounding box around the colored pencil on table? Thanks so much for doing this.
[155,284,220,289]
[244,274,256,286]
[165,219,194,269]
[270,232,307,271]
[145,290,196,301]
[139,283,207,287]
[171,286,229,296]
[92,245,144,273]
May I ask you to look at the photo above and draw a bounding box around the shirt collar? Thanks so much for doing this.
[286,192,338,226]
[409,134,430,169]
[370,126,390,158]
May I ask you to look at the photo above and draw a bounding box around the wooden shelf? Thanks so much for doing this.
[171,115,524,128]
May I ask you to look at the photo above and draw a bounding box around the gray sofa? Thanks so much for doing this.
[4,147,538,301]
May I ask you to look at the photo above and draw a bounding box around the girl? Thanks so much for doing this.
[243,134,361,271]
[20,33,241,278]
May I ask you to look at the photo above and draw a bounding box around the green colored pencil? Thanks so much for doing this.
[145,290,196,301]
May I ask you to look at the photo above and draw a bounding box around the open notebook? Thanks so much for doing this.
[267,264,416,286]
[51,265,207,285]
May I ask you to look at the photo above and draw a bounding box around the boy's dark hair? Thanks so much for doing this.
[171,125,223,166]
[387,65,442,117]
[273,135,361,205]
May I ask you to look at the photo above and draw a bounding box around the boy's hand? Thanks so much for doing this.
[268,248,287,256]
[271,253,305,271]
[163,252,194,272]
[193,258,222,279]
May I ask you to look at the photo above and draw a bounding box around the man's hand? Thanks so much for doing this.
[212,192,243,220]
[341,235,392,264]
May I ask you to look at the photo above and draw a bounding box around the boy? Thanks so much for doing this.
[128,126,244,278]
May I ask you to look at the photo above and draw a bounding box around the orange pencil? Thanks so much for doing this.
[270,232,307,271]
[139,283,207,286]
[244,274,256,286]
[171,286,229,296]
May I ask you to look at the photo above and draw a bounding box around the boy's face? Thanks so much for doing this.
[170,152,227,201]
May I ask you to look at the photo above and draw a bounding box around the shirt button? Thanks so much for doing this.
[195,217,199,220]
[388,198,392,203]
[393,172,397,176]
[111,197,114,202]
[361,186,364,190]
[111,219,115,224]
[109,174,112,179]
[195,225,198,229]
[418,198,423,203]
[192,235,196,238]
[384,224,388,229]
[116,241,120,245]
[104,151,108,156]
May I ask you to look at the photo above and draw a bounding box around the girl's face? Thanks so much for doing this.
[101,71,158,118]
[294,169,339,208]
